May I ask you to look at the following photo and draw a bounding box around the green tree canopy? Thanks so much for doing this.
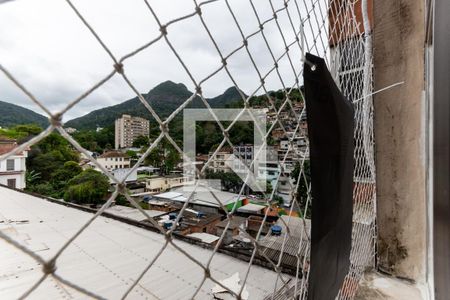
[143,138,180,174]
[50,161,83,196]
[71,126,114,152]
[132,135,150,148]
[64,169,110,205]
[27,133,79,182]
[0,124,43,142]
[291,160,311,218]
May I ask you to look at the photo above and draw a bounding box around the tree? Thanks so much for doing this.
[50,161,83,197]
[71,126,114,152]
[25,170,41,186]
[126,150,138,159]
[12,124,43,136]
[27,133,79,182]
[0,124,43,142]
[265,180,273,196]
[205,170,244,192]
[132,135,149,148]
[142,139,181,174]
[31,183,55,196]
[164,148,180,173]
[64,169,110,205]
[144,147,162,168]
[273,194,284,206]
[291,160,311,217]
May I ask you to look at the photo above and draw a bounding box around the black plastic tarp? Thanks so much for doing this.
[304,53,354,300]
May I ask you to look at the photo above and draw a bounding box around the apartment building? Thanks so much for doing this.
[0,139,28,189]
[207,146,233,173]
[114,114,150,149]
[232,144,254,173]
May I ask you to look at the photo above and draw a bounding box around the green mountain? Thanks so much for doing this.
[208,87,245,108]
[64,81,244,130]
[0,100,49,128]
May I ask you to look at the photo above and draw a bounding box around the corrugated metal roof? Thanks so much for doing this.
[155,191,182,199]
[0,187,285,299]
[258,216,311,268]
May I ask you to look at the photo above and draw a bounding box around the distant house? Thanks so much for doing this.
[194,154,209,172]
[64,127,77,134]
[246,215,273,237]
[208,146,233,173]
[215,216,247,245]
[279,136,308,159]
[186,232,220,246]
[136,166,160,175]
[145,174,194,194]
[156,209,221,235]
[96,151,130,171]
[237,203,266,214]
[146,199,180,213]
[0,139,28,189]
[277,175,295,207]
[154,185,246,214]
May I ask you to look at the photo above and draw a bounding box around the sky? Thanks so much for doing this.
[0,0,322,121]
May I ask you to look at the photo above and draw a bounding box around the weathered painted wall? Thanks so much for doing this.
[373,0,426,282]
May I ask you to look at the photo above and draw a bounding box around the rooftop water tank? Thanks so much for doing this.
[163,221,173,229]
[271,225,282,236]
[169,212,177,220]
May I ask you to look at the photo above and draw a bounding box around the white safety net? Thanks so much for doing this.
[0,0,376,299]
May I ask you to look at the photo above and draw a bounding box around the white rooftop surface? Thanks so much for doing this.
[104,205,166,221]
[155,186,246,208]
[0,187,284,299]
[237,203,266,213]
[186,233,220,244]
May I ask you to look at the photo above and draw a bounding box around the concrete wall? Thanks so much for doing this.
[373,0,426,282]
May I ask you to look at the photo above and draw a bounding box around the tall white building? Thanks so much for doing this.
[232,144,254,173]
[0,139,28,189]
[115,114,149,149]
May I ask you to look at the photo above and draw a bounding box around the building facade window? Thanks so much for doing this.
[6,159,15,171]
[7,178,16,189]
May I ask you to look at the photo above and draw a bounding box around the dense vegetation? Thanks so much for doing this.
[0,125,107,204]
[0,124,43,142]
[64,169,110,205]
[291,160,312,218]
[0,101,49,128]
[142,138,180,174]
[1,84,305,206]
[71,126,114,153]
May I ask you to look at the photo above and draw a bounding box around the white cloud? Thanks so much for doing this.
[0,0,309,121]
